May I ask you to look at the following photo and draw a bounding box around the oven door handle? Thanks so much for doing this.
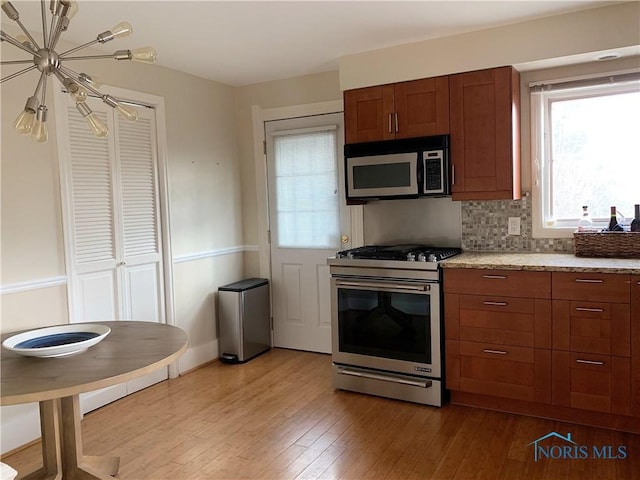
[337,367,432,388]
[335,280,429,292]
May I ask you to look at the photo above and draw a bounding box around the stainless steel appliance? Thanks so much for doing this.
[218,278,271,363]
[328,245,461,406]
[345,135,450,201]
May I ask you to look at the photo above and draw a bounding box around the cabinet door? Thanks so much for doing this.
[394,76,449,139]
[450,66,521,201]
[552,351,630,415]
[632,275,640,417]
[344,85,394,143]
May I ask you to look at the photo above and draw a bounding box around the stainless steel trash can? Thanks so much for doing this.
[218,278,270,363]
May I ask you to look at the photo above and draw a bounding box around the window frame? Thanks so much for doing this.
[530,72,640,238]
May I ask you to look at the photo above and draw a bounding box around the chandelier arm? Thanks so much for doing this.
[1,59,37,65]
[14,19,42,51]
[62,54,116,61]
[0,31,40,56]
[59,65,102,97]
[40,0,49,48]
[33,71,47,98]
[47,13,59,49]
[58,39,100,58]
[0,65,38,84]
[49,16,70,51]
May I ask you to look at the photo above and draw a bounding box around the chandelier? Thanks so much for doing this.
[1,0,157,143]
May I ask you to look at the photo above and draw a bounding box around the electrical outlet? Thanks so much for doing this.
[508,217,521,236]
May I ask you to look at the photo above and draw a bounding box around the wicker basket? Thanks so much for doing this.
[573,231,640,258]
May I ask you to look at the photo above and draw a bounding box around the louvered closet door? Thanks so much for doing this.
[61,94,166,410]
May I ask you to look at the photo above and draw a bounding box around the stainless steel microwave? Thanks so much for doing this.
[345,135,450,201]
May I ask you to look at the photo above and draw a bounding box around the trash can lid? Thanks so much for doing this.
[219,278,268,292]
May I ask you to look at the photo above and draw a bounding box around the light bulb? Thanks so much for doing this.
[13,109,35,134]
[69,87,87,102]
[130,47,157,64]
[66,0,78,18]
[77,101,108,137]
[79,72,103,88]
[115,103,138,121]
[110,21,132,39]
[85,113,109,137]
[31,105,48,143]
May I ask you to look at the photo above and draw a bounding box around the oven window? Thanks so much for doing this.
[337,287,431,363]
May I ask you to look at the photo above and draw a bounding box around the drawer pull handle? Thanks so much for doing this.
[576,359,605,366]
[483,349,508,355]
[575,279,604,283]
[483,301,508,306]
[575,307,604,313]
[482,275,507,280]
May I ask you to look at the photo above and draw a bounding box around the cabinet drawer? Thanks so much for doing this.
[552,351,630,415]
[458,295,551,348]
[444,269,551,298]
[455,341,551,403]
[552,272,630,303]
[552,300,630,356]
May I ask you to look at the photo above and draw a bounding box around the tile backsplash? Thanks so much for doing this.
[461,192,574,253]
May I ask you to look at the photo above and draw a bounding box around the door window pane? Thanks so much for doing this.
[274,129,340,248]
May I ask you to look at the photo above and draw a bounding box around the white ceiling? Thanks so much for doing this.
[3,1,621,86]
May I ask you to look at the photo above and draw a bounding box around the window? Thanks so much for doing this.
[531,72,640,237]
[272,126,340,248]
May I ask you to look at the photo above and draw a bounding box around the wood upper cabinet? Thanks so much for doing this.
[344,76,449,144]
[449,66,521,201]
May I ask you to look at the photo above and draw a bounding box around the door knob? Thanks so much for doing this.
[341,235,350,244]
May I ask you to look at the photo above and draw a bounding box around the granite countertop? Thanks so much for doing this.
[441,252,640,274]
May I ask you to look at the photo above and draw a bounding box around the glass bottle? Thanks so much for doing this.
[608,206,624,232]
[577,206,593,232]
[631,204,640,233]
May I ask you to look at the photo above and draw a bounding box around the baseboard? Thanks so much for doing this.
[177,340,218,374]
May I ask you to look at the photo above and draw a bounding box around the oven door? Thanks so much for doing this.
[331,276,441,378]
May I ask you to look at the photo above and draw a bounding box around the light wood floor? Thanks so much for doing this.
[3,348,639,479]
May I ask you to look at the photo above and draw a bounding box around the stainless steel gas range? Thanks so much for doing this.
[327,244,462,407]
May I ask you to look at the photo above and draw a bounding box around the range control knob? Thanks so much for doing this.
[407,253,416,262]
[417,253,427,262]
[427,254,437,262]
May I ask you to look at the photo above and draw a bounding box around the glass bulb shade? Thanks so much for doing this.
[14,109,35,134]
[66,0,78,18]
[31,118,48,143]
[79,73,103,88]
[69,87,87,102]
[85,113,108,137]
[110,21,132,39]
[130,47,157,64]
[115,103,138,121]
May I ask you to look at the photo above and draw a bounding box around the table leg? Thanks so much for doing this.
[59,396,120,480]
[19,400,63,480]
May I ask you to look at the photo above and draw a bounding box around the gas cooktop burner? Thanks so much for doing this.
[336,244,462,263]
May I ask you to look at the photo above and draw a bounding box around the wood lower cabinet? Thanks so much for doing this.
[631,274,639,417]
[449,66,521,201]
[444,267,638,432]
[344,76,449,144]
[444,269,551,403]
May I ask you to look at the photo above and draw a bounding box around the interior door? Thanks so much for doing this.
[57,93,167,412]
[266,113,351,353]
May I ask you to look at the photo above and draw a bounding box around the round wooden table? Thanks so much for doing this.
[1,321,188,480]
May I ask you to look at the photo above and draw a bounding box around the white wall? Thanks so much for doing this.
[1,36,244,452]
[339,2,640,90]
